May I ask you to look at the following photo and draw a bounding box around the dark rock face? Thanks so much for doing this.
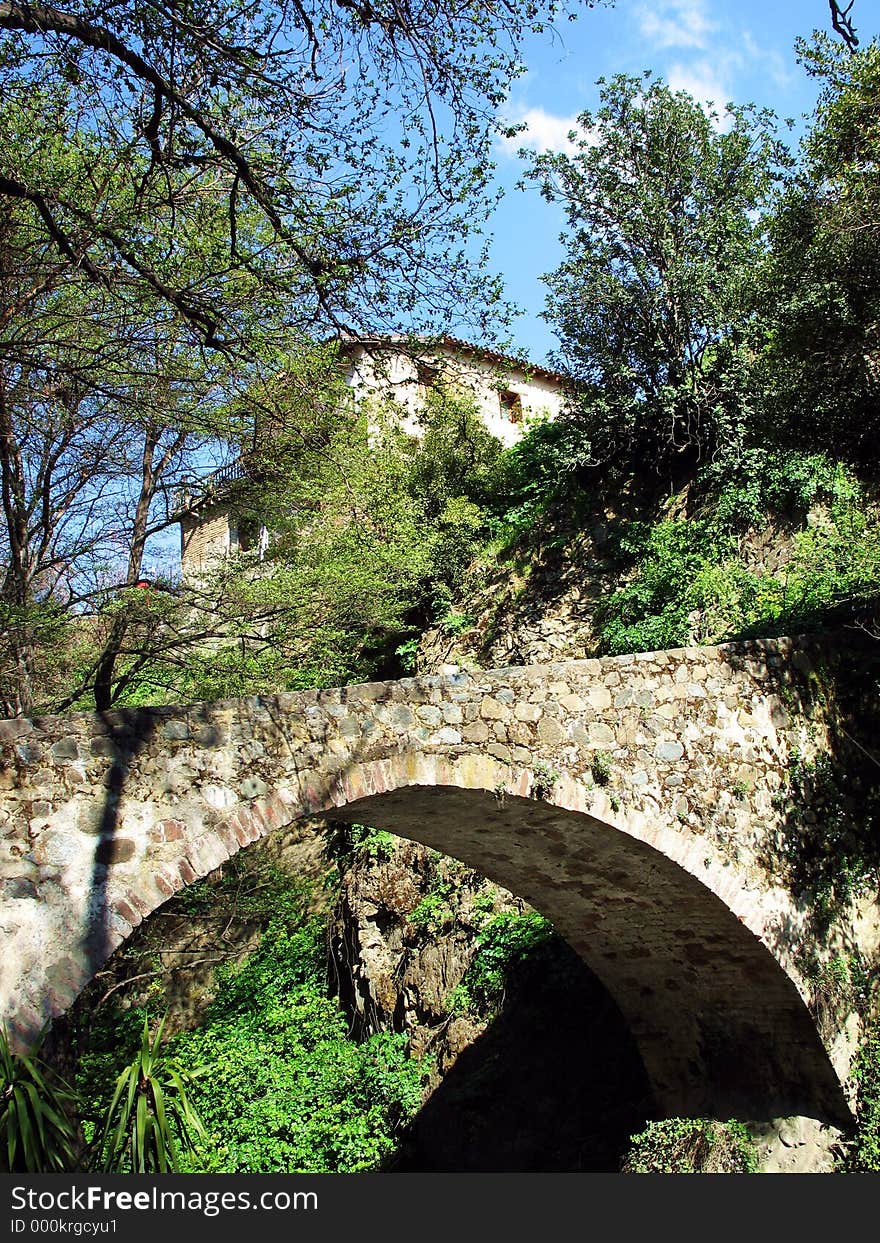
[331,838,655,1171]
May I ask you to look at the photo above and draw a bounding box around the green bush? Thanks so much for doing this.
[72,862,424,1175]
[622,1117,758,1173]
[490,413,595,538]
[168,917,424,1172]
[450,910,555,1017]
[597,466,880,656]
[702,449,857,534]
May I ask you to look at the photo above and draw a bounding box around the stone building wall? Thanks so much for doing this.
[179,504,233,575]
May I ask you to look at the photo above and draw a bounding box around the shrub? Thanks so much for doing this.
[622,1117,758,1173]
[169,917,423,1172]
[450,910,555,1017]
[97,1016,207,1173]
[0,1027,78,1173]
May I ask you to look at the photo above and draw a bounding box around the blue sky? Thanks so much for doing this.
[486,0,878,365]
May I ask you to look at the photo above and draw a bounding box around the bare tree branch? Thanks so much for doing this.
[829,0,859,54]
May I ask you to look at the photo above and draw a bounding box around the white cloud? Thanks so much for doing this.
[497,107,587,156]
[637,0,714,50]
[667,60,732,113]
[740,32,796,90]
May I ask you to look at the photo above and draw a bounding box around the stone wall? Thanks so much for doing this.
[1,635,877,1125]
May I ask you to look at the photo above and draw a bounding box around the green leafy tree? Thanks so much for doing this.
[0,1,582,349]
[0,1,600,715]
[760,34,880,470]
[0,128,257,714]
[524,74,785,479]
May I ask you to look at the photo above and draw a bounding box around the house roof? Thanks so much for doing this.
[336,332,567,387]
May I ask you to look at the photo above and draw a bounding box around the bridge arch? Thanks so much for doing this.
[6,639,875,1130]
[4,743,851,1127]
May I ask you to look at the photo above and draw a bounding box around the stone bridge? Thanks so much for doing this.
[1,635,878,1128]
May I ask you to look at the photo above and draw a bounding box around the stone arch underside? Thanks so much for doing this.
[322,779,850,1126]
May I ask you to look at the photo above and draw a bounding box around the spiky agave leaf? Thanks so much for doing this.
[99,1015,206,1173]
[0,1027,78,1172]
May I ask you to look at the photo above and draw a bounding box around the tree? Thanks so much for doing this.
[0,0,582,349]
[0,169,247,713]
[829,1,860,54]
[760,34,880,471]
[174,377,507,701]
[523,74,785,480]
[0,0,599,715]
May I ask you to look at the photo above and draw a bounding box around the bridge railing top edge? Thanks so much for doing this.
[0,631,840,741]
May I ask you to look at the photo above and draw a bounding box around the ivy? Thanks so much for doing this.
[845,1014,880,1171]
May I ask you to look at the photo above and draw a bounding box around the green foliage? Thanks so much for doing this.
[490,412,596,535]
[327,823,398,864]
[97,1016,207,1173]
[171,917,423,1172]
[590,751,613,787]
[805,951,872,1027]
[71,838,425,1174]
[702,449,858,534]
[74,904,423,1173]
[471,885,501,926]
[408,387,503,518]
[175,383,507,700]
[759,36,880,470]
[349,825,398,864]
[0,1027,78,1173]
[770,751,880,931]
[393,636,421,674]
[622,1117,758,1174]
[596,459,880,656]
[409,879,455,933]
[449,910,555,1018]
[439,609,473,636]
[525,72,784,473]
[531,759,560,799]
[178,406,434,700]
[599,519,731,654]
[846,1012,880,1171]
[406,392,503,619]
[170,855,314,926]
[0,601,80,718]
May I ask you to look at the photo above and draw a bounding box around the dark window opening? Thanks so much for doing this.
[416,361,440,394]
[500,390,523,423]
[232,515,261,554]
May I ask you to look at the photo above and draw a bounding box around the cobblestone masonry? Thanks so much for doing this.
[1,635,877,1124]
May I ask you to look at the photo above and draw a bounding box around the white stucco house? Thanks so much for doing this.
[340,334,567,447]
[178,335,568,577]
